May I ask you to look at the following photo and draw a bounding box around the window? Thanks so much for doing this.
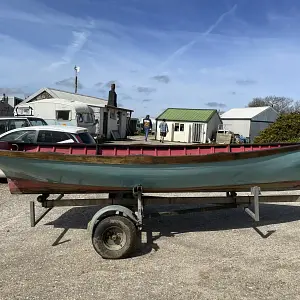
[0,130,36,143]
[37,131,53,143]
[0,120,8,134]
[22,131,36,143]
[51,131,72,143]
[28,118,48,126]
[110,112,116,119]
[17,107,32,115]
[174,123,184,132]
[56,110,70,121]
[84,113,94,123]
[37,130,71,143]
[77,113,83,123]
[78,113,94,123]
[8,119,29,131]
[77,132,96,144]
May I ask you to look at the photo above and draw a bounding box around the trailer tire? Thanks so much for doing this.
[92,215,137,259]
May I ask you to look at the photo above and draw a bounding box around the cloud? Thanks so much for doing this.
[205,102,227,108]
[236,79,257,86]
[156,4,238,70]
[104,80,121,89]
[55,77,84,89]
[119,93,133,100]
[2,0,300,119]
[47,30,90,71]
[97,89,107,96]
[0,87,25,94]
[151,75,170,83]
[136,87,157,94]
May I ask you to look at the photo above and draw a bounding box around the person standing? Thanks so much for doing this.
[142,115,152,141]
[159,119,168,143]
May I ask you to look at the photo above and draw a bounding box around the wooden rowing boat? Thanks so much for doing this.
[0,143,300,194]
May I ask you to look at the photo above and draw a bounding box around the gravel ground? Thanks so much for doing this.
[1,183,300,300]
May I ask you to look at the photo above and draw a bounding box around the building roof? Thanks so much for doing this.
[221,106,276,119]
[156,108,218,122]
[24,87,108,106]
[23,87,134,112]
[16,98,94,113]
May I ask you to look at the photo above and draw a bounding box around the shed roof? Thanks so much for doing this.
[156,108,217,123]
[221,106,275,119]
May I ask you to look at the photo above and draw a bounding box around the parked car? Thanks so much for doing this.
[0,116,48,135]
[0,125,96,144]
[0,125,96,178]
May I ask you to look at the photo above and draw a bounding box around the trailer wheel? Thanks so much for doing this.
[92,215,137,259]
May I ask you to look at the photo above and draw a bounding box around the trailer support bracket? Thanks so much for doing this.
[244,186,261,222]
[30,194,64,227]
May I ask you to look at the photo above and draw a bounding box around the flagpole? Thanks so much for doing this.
[74,65,80,93]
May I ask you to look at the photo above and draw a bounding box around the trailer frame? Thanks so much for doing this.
[29,185,300,259]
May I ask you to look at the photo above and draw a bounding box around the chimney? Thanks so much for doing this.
[107,83,117,107]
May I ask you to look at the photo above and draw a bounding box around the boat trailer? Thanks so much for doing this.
[29,186,300,259]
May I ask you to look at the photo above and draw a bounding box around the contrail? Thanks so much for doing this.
[47,30,90,71]
[157,4,238,70]
[46,18,95,71]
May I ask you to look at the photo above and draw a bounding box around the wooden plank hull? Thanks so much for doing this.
[0,145,300,194]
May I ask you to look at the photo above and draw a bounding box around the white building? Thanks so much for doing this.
[221,106,278,142]
[22,87,134,140]
[155,108,222,143]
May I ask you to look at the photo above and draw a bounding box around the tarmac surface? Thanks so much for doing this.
[1,183,300,300]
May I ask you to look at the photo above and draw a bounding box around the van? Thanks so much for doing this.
[14,98,97,136]
[0,116,48,135]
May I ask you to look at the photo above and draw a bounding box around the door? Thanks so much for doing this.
[103,112,108,138]
[117,111,121,135]
[192,123,204,143]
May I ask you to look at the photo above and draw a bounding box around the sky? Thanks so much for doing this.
[1,0,300,118]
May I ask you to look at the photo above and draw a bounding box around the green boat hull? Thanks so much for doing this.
[0,148,300,194]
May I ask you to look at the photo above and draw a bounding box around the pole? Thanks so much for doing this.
[74,66,78,94]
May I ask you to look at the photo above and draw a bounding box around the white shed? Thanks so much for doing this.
[221,106,279,142]
[155,108,222,143]
[22,87,134,140]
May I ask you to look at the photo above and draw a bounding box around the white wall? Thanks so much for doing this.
[221,119,251,137]
[106,107,128,139]
[252,107,278,122]
[249,121,272,142]
[88,106,103,136]
[119,111,128,138]
[156,120,209,143]
[156,120,191,142]
[206,113,222,142]
[249,107,278,142]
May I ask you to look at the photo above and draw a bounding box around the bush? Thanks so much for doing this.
[254,112,300,143]
[254,112,300,144]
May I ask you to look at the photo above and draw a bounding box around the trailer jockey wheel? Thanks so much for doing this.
[37,193,50,203]
[226,191,237,198]
[92,216,137,259]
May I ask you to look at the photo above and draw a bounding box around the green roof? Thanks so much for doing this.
[156,108,217,123]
